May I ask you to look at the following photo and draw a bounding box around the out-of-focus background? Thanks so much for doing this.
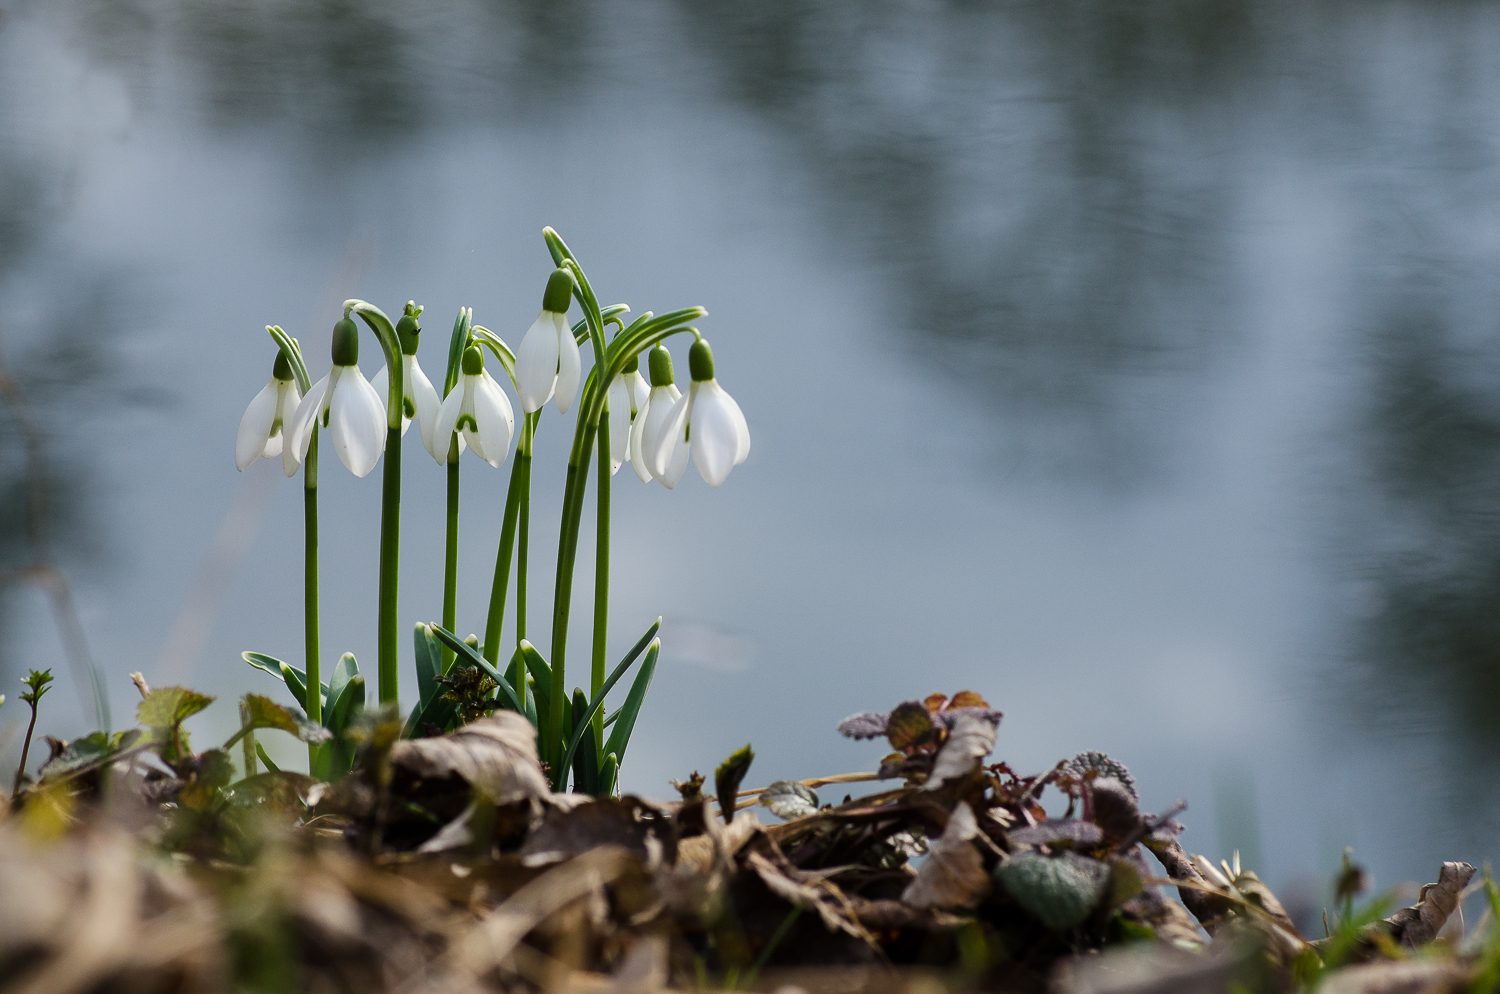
[1,0,1498,910]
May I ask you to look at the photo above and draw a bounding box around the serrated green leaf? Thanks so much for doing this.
[715,743,755,823]
[138,686,215,729]
[226,694,331,752]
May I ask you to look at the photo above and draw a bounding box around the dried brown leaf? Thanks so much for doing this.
[923,712,996,789]
[884,702,936,753]
[389,712,548,805]
[902,802,991,909]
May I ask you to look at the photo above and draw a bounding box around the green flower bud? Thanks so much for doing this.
[648,345,675,387]
[542,267,574,314]
[688,339,715,382]
[396,300,422,355]
[461,344,484,376]
[272,352,294,382]
[623,353,640,375]
[331,317,360,366]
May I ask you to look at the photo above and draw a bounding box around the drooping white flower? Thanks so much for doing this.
[606,356,651,477]
[235,353,303,471]
[432,345,515,468]
[514,267,580,415]
[634,345,686,488]
[645,339,749,489]
[371,353,448,459]
[283,317,388,478]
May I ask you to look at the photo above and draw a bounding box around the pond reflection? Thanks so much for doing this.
[4,0,1500,886]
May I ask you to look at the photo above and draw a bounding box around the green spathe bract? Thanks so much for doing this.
[241,226,740,795]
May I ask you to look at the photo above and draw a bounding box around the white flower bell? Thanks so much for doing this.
[433,345,515,468]
[371,354,446,459]
[514,267,581,415]
[606,354,651,477]
[633,345,686,487]
[235,352,302,471]
[283,317,388,478]
[645,339,749,489]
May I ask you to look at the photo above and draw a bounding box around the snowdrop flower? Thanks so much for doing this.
[632,345,686,487]
[371,354,444,459]
[283,317,387,478]
[235,352,302,471]
[643,340,750,489]
[606,353,651,477]
[514,267,580,415]
[433,345,515,468]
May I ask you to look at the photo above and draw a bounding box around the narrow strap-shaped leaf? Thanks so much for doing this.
[517,640,552,710]
[443,307,472,398]
[556,628,660,790]
[327,653,358,720]
[599,752,619,798]
[470,326,517,384]
[570,688,598,794]
[244,651,328,708]
[266,326,311,394]
[255,742,280,773]
[603,708,620,729]
[603,642,658,765]
[325,675,364,738]
[279,662,309,712]
[413,623,442,711]
[430,625,527,715]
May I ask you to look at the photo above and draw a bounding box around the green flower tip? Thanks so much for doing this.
[331,317,360,366]
[688,339,715,382]
[648,344,675,387]
[461,344,484,375]
[396,301,423,355]
[543,268,575,314]
[272,351,294,382]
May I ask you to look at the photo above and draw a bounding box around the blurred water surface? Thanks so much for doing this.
[2,0,1500,897]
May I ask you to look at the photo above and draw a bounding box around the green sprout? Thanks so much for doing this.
[12,668,54,796]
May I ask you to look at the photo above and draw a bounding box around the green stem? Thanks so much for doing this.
[591,405,610,762]
[304,427,321,768]
[517,450,530,645]
[378,424,402,704]
[548,422,598,776]
[483,444,528,667]
[443,444,460,671]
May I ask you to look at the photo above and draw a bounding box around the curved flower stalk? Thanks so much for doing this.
[235,352,303,471]
[514,268,581,414]
[434,345,515,468]
[607,354,651,478]
[284,318,387,478]
[644,338,750,489]
[633,345,688,487]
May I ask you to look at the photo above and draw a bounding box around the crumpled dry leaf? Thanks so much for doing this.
[1317,959,1471,994]
[745,850,866,940]
[837,712,890,740]
[761,780,820,821]
[1009,819,1105,850]
[902,802,991,909]
[1381,861,1476,948]
[389,712,548,805]
[923,712,996,789]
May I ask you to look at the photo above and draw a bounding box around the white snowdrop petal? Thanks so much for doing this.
[554,313,582,415]
[641,385,683,478]
[471,373,515,468]
[236,380,281,471]
[629,392,654,483]
[370,364,389,415]
[283,374,329,477]
[514,312,560,413]
[719,384,751,465]
[690,384,741,488]
[652,391,693,488]
[409,358,443,459]
[328,367,387,478]
[607,375,630,474]
[659,414,691,489]
[432,385,464,466]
